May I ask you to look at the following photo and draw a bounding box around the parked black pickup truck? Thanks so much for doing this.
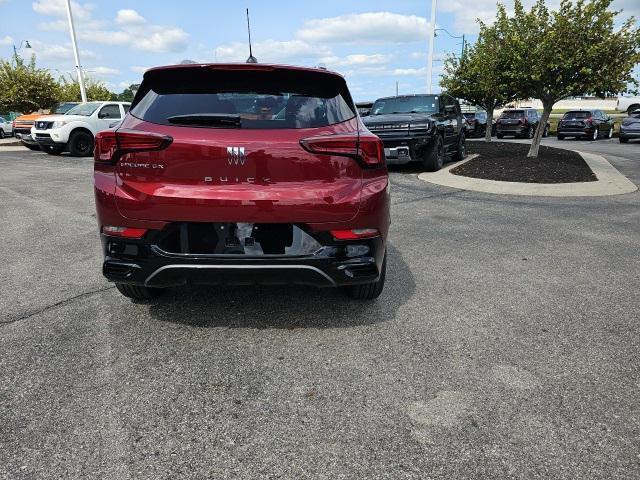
[363,93,466,171]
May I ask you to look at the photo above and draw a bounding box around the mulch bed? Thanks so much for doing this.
[451,141,597,183]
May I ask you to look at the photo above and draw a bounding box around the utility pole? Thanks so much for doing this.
[396,81,399,96]
[426,0,437,93]
[64,0,87,103]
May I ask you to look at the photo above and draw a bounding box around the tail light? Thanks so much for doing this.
[519,118,528,126]
[102,226,147,238]
[584,117,593,125]
[300,133,384,168]
[95,129,173,165]
[330,228,379,240]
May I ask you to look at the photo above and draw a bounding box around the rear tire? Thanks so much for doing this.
[526,127,534,139]
[619,137,628,143]
[557,134,564,140]
[422,135,444,172]
[115,283,165,300]
[0,129,5,139]
[590,128,598,141]
[68,130,94,157]
[344,253,386,300]
[628,104,640,115]
[608,126,614,139]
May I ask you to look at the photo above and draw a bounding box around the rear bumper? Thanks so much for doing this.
[619,130,640,139]
[497,126,527,136]
[557,127,594,137]
[101,232,386,288]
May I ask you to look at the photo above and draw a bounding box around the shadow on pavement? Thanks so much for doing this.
[146,244,414,329]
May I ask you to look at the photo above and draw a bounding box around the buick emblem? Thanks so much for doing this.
[227,146,246,166]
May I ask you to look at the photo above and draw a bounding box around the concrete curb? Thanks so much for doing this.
[0,145,30,152]
[418,151,637,197]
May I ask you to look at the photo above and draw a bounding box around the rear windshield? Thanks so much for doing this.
[500,110,524,119]
[130,67,356,129]
[563,111,591,119]
[370,95,438,115]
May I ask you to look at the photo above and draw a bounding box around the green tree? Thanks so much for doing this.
[111,84,139,102]
[441,23,517,142]
[0,54,59,113]
[57,74,113,102]
[500,0,640,157]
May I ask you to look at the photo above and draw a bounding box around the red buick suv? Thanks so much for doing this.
[94,64,390,301]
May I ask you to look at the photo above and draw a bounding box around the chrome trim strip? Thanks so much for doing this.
[144,264,337,286]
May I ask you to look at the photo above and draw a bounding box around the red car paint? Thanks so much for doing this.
[95,64,388,237]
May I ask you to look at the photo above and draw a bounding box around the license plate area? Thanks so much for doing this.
[153,222,323,257]
[384,147,410,159]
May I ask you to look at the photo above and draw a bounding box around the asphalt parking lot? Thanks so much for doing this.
[1,139,639,479]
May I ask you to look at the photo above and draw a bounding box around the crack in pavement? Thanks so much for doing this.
[1,285,116,326]
[392,189,467,206]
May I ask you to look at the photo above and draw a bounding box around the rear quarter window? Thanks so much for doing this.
[130,67,356,130]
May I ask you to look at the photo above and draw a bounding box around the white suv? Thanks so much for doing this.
[31,101,130,156]
[0,116,13,138]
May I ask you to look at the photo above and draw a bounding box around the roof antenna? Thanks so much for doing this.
[246,8,257,63]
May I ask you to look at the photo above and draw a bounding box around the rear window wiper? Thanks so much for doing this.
[167,113,241,127]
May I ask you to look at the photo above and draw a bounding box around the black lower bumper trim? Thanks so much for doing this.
[34,137,64,147]
[102,233,385,288]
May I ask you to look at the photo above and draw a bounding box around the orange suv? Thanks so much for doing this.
[13,102,79,150]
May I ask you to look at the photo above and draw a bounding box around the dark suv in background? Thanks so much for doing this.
[496,108,549,139]
[362,93,466,171]
[557,110,614,140]
[463,111,490,137]
[94,64,389,301]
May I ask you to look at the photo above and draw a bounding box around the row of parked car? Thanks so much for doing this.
[357,99,640,145]
[458,107,637,143]
[7,101,130,156]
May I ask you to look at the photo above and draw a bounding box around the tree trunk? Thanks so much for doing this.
[485,108,494,142]
[527,101,553,158]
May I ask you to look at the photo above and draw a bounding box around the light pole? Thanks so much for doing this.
[435,28,466,59]
[12,40,31,59]
[64,0,87,103]
[426,0,437,93]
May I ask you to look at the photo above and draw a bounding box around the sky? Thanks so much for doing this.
[1,0,638,101]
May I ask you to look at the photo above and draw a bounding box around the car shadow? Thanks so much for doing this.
[146,244,414,329]
[387,160,460,175]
